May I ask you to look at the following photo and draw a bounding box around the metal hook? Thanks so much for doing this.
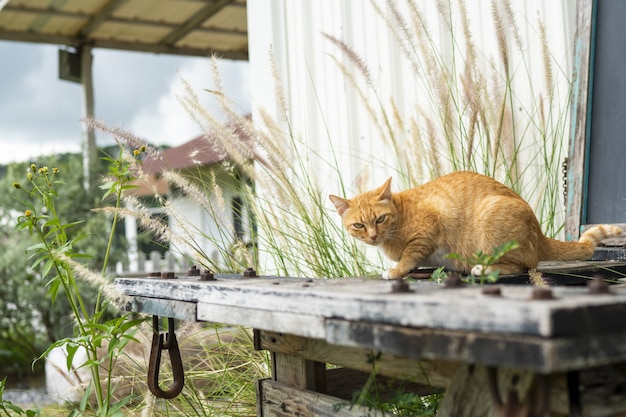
[148,316,185,399]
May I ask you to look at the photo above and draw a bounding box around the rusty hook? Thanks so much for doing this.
[148,316,185,399]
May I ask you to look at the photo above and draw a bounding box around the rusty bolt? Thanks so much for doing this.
[587,275,611,295]
[530,287,553,300]
[391,279,411,293]
[148,272,162,278]
[443,273,463,288]
[243,267,257,278]
[161,271,177,279]
[200,269,215,281]
[188,265,200,276]
[482,287,502,296]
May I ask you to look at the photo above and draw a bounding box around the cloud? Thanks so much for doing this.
[126,58,251,148]
[0,41,249,164]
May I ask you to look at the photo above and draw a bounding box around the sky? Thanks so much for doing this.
[0,40,250,164]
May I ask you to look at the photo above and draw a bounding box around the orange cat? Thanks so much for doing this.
[329,171,622,279]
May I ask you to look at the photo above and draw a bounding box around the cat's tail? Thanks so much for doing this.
[540,225,623,261]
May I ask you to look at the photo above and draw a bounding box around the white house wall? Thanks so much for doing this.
[247,0,576,236]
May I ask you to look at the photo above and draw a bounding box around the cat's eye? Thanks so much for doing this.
[352,223,365,229]
[376,215,386,224]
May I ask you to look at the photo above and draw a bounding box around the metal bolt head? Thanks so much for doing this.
[482,287,502,296]
[587,275,611,295]
[443,273,463,288]
[530,287,553,300]
[391,279,411,293]
[243,267,257,278]
[162,271,177,279]
[200,269,215,281]
[188,265,200,276]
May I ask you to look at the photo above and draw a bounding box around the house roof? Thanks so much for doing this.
[142,135,227,175]
[0,0,248,59]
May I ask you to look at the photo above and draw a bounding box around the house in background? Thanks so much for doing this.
[120,135,252,274]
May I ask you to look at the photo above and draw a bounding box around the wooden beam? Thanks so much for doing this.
[257,379,376,417]
[158,0,234,46]
[121,296,197,321]
[566,0,596,240]
[325,318,626,373]
[0,30,248,59]
[256,330,456,389]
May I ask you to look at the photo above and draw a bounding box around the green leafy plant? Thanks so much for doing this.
[334,351,442,417]
[431,240,520,285]
[12,151,146,416]
[0,377,40,417]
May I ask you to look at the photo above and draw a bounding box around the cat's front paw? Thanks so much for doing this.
[382,268,403,280]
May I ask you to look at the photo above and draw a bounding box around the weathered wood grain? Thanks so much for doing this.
[271,352,326,392]
[122,296,196,321]
[257,330,456,388]
[257,378,386,417]
[325,319,626,373]
[116,275,626,338]
[566,0,594,240]
[197,303,325,338]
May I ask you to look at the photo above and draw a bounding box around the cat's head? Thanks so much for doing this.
[329,177,397,246]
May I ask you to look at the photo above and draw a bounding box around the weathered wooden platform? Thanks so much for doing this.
[115,261,626,417]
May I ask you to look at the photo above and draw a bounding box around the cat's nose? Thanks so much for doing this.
[370,234,378,242]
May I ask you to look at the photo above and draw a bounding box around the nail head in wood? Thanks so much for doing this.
[482,287,501,296]
[200,269,215,281]
[243,267,257,278]
[530,287,553,300]
[587,275,611,294]
[391,279,411,293]
[443,273,463,288]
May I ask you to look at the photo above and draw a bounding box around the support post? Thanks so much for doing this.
[80,45,97,191]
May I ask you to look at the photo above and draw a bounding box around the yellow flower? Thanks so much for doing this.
[53,167,59,174]
[133,149,140,156]
[27,172,33,181]
[24,210,32,218]
[30,164,37,172]
[12,182,21,189]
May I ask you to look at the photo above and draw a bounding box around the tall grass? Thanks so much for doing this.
[80,1,572,415]
[325,0,570,237]
[103,0,570,281]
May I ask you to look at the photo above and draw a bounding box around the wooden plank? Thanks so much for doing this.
[122,295,197,321]
[566,0,594,240]
[256,330,456,388]
[197,303,325,338]
[116,275,626,337]
[325,319,626,373]
[272,352,326,392]
[437,364,626,417]
[257,378,384,417]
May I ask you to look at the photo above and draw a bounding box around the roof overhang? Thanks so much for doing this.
[0,0,248,59]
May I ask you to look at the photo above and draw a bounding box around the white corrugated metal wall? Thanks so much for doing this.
[247,0,576,238]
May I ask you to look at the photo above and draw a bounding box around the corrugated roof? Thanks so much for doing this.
[0,0,248,59]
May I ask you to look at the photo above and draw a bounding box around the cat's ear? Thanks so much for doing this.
[377,177,392,201]
[329,195,350,216]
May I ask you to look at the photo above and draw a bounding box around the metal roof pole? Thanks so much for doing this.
[80,44,97,190]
